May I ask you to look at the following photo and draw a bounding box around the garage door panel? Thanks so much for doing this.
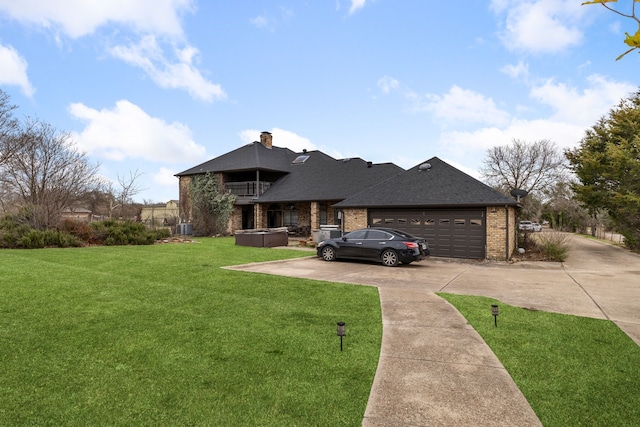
[368,209,486,259]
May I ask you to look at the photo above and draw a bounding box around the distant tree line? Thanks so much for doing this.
[482,89,640,252]
[0,90,103,229]
[0,90,151,232]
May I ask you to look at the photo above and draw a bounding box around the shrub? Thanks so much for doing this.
[90,219,161,246]
[1,215,161,249]
[0,214,33,248]
[153,228,171,240]
[536,231,571,262]
[17,230,46,249]
[17,229,82,249]
[58,219,97,244]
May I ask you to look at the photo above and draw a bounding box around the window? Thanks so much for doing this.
[267,204,283,228]
[319,204,327,225]
[367,230,391,240]
[372,218,382,225]
[411,218,421,226]
[397,218,407,225]
[470,219,482,226]
[425,219,435,226]
[455,219,466,226]
[346,230,367,239]
[292,155,309,164]
[283,204,298,226]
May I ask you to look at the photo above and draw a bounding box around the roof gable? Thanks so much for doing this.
[335,157,518,208]
[175,142,297,176]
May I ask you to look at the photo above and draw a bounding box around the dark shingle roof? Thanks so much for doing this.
[175,142,297,176]
[334,157,518,208]
[256,151,404,203]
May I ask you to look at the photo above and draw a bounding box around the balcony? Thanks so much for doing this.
[225,181,272,204]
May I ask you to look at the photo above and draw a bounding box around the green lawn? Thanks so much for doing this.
[439,293,640,427]
[4,239,639,426]
[0,238,382,426]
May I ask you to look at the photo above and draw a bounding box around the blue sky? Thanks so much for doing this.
[0,0,638,203]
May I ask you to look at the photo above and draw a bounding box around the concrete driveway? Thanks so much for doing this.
[227,235,640,426]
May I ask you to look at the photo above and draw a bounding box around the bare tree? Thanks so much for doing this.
[481,139,567,196]
[0,89,20,166]
[116,169,146,218]
[0,117,103,229]
[104,169,146,219]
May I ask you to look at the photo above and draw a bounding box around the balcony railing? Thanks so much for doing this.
[225,181,272,202]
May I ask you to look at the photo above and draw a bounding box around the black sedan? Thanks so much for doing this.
[316,228,429,267]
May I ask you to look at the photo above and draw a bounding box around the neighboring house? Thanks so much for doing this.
[140,200,179,227]
[61,207,93,223]
[176,132,519,260]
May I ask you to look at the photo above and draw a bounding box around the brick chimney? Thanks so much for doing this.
[260,131,272,149]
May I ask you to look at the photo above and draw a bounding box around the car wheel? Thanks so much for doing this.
[321,246,336,262]
[381,249,399,267]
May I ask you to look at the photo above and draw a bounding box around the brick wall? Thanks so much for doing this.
[486,206,517,260]
[297,203,311,229]
[342,208,368,231]
[178,176,192,222]
[229,207,243,233]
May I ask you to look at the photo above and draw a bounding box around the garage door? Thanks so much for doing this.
[368,209,486,259]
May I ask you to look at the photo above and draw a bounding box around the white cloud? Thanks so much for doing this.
[251,15,270,30]
[501,60,529,80]
[69,99,206,163]
[109,36,226,102]
[529,74,635,125]
[0,43,35,96]
[349,0,367,15]
[425,73,635,169]
[239,128,318,153]
[0,0,222,101]
[153,166,180,187]
[493,0,585,53]
[0,0,194,39]
[251,7,293,31]
[442,118,585,154]
[410,85,511,127]
[377,76,399,94]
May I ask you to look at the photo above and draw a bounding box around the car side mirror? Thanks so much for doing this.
[342,237,347,242]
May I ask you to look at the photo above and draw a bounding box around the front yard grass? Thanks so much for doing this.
[0,238,382,426]
[439,293,640,427]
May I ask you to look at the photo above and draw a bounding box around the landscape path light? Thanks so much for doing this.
[492,304,499,327]
[337,322,346,351]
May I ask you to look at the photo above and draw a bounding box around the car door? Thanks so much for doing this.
[337,230,368,258]
[363,229,394,260]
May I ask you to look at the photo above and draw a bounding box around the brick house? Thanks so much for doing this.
[140,200,179,227]
[175,132,519,260]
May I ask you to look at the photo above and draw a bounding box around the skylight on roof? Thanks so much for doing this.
[292,155,310,164]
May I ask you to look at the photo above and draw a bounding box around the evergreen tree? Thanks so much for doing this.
[566,90,640,250]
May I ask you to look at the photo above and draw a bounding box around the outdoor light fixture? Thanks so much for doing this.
[337,322,346,351]
[491,304,499,327]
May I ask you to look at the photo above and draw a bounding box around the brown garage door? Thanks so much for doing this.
[368,209,486,259]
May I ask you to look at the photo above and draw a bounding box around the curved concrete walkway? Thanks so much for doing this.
[227,235,640,426]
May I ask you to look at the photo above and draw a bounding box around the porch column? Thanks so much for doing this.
[254,204,265,228]
[310,202,320,230]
